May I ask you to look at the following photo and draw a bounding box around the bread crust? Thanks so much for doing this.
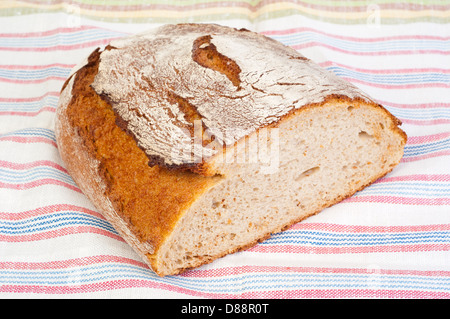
[55,23,406,276]
[55,52,157,262]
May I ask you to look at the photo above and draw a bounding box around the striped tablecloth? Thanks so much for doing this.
[0,1,449,299]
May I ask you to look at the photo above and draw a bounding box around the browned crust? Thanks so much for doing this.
[56,78,157,264]
[56,48,219,266]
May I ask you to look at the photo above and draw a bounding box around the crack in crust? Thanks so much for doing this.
[192,35,242,87]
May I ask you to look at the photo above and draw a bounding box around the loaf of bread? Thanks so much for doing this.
[55,23,406,276]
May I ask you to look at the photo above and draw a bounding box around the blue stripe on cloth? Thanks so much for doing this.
[389,108,450,121]
[1,264,450,293]
[0,210,117,235]
[404,139,450,157]
[0,68,71,80]
[326,67,450,85]
[0,97,58,112]
[356,182,450,197]
[262,230,450,246]
[0,128,56,140]
[0,166,77,186]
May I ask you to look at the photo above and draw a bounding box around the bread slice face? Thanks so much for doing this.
[55,23,406,276]
[157,98,405,275]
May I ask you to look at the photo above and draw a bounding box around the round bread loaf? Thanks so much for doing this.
[55,23,406,276]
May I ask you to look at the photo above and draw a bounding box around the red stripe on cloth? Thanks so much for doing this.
[287,222,450,233]
[0,76,66,84]
[0,91,59,102]
[376,174,450,183]
[0,136,57,147]
[376,100,450,109]
[0,39,121,52]
[0,226,124,243]
[182,265,450,278]
[0,160,67,172]
[0,107,56,116]
[343,77,450,89]
[0,180,81,193]
[250,243,450,254]
[319,61,450,75]
[240,289,450,299]
[262,27,450,42]
[292,42,450,56]
[406,132,450,144]
[0,255,147,270]
[0,204,100,220]
[344,195,450,205]
[0,63,75,70]
[400,118,450,125]
[0,25,99,38]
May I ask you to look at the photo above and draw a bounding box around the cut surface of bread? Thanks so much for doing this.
[158,99,405,275]
[55,23,406,276]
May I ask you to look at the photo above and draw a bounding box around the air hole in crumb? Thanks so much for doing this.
[295,166,320,182]
[347,105,354,111]
[358,130,373,139]
[379,122,385,129]
[212,201,220,208]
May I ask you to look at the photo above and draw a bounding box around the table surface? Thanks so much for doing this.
[0,0,449,298]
